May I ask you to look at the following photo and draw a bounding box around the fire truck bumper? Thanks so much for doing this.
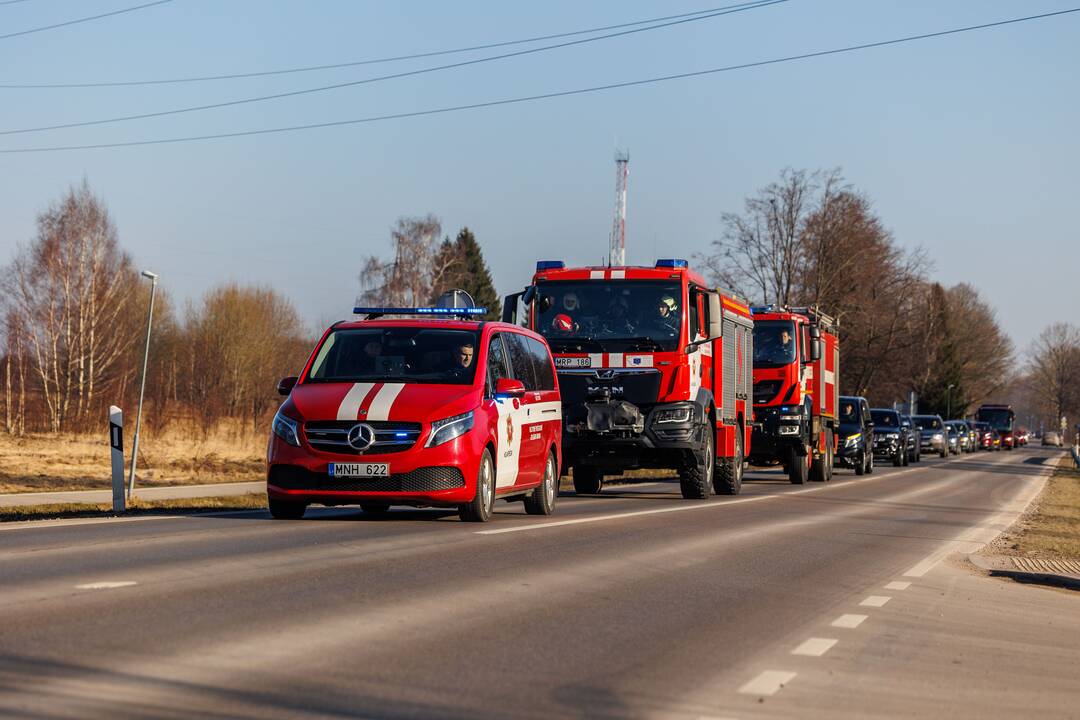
[563,400,708,470]
[748,406,804,464]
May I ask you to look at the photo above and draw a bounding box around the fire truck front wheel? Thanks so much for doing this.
[788,445,810,485]
[573,466,603,495]
[680,422,715,499]
[715,428,743,496]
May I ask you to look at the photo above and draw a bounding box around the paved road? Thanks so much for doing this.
[0,447,1075,719]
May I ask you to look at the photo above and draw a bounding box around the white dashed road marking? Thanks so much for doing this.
[885,580,911,590]
[860,595,891,608]
[791,638,838,657]
[738,670,797,696]
[831,613,868,629]
[76,581,137,590]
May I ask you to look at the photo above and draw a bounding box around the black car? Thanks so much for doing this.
[837,396,873,475]
[870,408,912,467]
[901,414,921,462]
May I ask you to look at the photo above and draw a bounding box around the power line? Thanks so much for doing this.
[0,0,788,136]
[2,7,1075,155]
[0,0,174,41]
[0,0,40,6]
[0,0,775,88]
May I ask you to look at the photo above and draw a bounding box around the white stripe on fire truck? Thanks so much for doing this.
[823,370,835,384]
[588,353,603,368]
[608,353,624,368]
[337,382,376,421]
[610,270,625,279]
[625,354,653,367]
[589,270,605,279]
[365,383,405,421]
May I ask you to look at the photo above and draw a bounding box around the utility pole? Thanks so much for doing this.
[609,149,629,266]
[128,270,158,500]
[946,383,956,420]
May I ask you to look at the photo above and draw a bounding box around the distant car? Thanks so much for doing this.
[945,424,960,455]
[972,421,995,450]
[837,396,874,475]
[946,420,972,454]
[870,408,911,466]
[1042,432,1063,447]
[901,415,921,462]
[1016,428,1030,446]
[913,414,948,458]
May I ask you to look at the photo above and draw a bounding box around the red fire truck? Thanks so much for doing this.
[504,259,754,498]
[749,306,839,484]
[975,404,1016,450]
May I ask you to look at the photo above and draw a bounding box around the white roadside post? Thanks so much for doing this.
[128,270,159,500]
[109,406,125,513]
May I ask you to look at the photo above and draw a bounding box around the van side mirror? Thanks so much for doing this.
[496,377,526,398]
[277,376,298,396]
[707,293,722,339]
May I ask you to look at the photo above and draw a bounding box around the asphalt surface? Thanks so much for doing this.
[0,446,1075,719]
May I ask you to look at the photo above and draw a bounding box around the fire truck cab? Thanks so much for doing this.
[505,259,753,499]
[749,306,839,484]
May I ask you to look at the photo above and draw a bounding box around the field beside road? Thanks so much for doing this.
[0,425,265,494]
[994,452,1080,559]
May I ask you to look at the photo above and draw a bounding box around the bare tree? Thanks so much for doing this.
[701,168,818,304]
[1028,322,1080,428]
[1,180,140,432]
[358,215,444,307]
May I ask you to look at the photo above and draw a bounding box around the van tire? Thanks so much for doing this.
[268,497,306,520]
[459,449,495,522]
[524,451,558,516]
[680,423,714,499]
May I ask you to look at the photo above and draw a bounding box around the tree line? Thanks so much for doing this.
[701,168,1016,419]
[1,174,1068,437]
[1,181,309,436]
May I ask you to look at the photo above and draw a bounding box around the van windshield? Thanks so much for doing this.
[871,410,899,427]
[306,327,480,385]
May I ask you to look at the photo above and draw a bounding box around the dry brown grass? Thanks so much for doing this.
[0,422,265,494]
[0,493,267,523]
[996,455,1080,560]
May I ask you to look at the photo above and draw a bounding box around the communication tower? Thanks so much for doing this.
[609,150,629,266]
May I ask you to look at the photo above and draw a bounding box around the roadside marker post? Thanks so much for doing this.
[109,406,125,513]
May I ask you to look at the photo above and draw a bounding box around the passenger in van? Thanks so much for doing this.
[454,342,475,369]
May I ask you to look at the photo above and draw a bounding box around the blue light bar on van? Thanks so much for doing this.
[536,260,565,271]
[352,307,487,316]
[655,258,688,268]
[750,305,774,315]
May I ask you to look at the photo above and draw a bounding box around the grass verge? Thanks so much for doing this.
[0,493,267,523]
[994,455,1080,560]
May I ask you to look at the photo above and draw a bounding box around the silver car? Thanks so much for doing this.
[913,415,948,458]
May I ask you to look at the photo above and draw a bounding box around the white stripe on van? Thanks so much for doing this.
[336,382,375,421]
[366,383,405,421]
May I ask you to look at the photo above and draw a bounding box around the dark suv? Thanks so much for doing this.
[837,396,874,475]
[870,408,912,467]
[901,415,921,462]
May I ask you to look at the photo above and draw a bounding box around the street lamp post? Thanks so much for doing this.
[946,383,956,420]
[128,270,158,500]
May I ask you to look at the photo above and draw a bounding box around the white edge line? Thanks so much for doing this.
[831,614,868,629]
[479,466,915,535]
[791,637,838,657]
[860,595,891,607]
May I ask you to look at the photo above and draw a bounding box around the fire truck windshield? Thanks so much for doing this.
[306,328,480,385]
[976,407,1014,431]
[534,280,681,353]
[753,320,797,367]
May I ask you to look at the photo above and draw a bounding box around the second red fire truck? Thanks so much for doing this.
[749,305,840,484]
[505,259,754,498]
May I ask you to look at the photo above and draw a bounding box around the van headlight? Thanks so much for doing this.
[426,411,475,447]
[845,434,861,447]
[272,410,301,447]
[654,405,693,424]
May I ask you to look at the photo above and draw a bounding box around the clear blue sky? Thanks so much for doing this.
[1,0,1076,352]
